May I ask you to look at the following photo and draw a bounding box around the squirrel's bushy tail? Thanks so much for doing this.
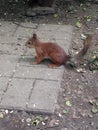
[67,34,92,67]
[75,34,92,59]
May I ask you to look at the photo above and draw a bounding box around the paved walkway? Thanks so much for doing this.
[0,20,73,114]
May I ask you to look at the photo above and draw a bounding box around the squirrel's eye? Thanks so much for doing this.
[28,41,31,44]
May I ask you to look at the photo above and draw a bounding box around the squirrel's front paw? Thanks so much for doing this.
[32,61,38,65]
[35,56,37,59]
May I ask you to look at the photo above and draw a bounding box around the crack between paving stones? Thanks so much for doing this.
[0,81,10,104]
[11,22,21,37]
[12,20,39,37]
[0,57,21,103]
[26,79,36,108]
[12,76,60,82]
[12,21,39,29]
[0,68,17,103]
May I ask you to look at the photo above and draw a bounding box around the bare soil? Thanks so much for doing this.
[0,1,98,130]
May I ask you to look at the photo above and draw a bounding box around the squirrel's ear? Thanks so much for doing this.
[33,33,37,39]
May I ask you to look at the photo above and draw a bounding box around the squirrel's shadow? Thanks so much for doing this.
[19,56,53,66]
[19,56,74,69]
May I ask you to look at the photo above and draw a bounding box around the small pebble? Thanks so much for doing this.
[21,119,25,122]
[42,122,46,125]
[27,123,30,126]
[26,118,31,123]
[5,110,8,114]
[10,111,14,114]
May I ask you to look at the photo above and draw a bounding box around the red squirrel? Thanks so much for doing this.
[25,33,92,68]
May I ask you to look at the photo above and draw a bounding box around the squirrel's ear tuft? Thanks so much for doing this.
[33,33,37,39]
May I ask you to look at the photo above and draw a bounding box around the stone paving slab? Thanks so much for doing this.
[0,43,26,55]
[24,47,36,56]
[14,66,64,81]
[0,21,17,36]
[38,24,73,32]
[28,80,60,113]
[0,55,19,77]
[0,35,27,44]
[14,22,37,38]
[0,78,35,110]
[0,21,73,114]
[0,36,16,44]
[35,29,72,40]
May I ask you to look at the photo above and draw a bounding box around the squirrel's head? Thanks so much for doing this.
[25,33,37,48]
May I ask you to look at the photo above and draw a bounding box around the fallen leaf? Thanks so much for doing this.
[49,119,59,127]
[66,101,72,107]
[0,113,4,118]
[31,116,43,126]
[83,8,86,11]
[80,3,83,7]
[44,116,49,121]
[32,119,40,126]
[86,15,92,22]
[76,21,82,28]
[89,100,95,105]
[91,108,98,114]
[35,116,43,121]
[68,5,75,13]
[95,102,98,107]
[87,18,91,22]
[63,110,68,114]
[54,14,58,18]
[81,34,86,40]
